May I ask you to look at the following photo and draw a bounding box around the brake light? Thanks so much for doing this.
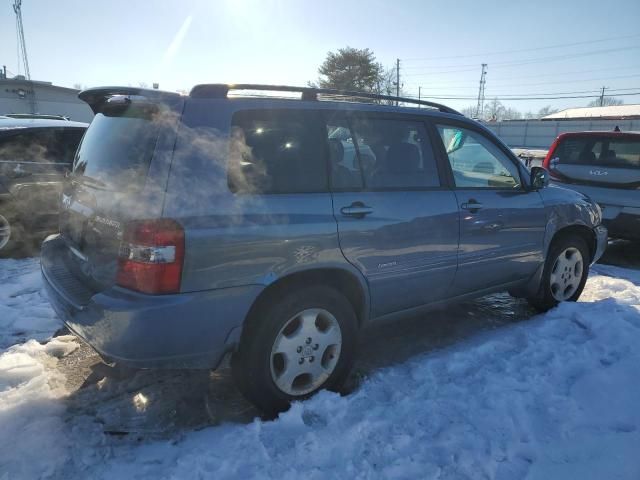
[116,219,185,294]
[543,137,561,170]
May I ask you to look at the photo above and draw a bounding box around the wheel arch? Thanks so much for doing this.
[548,223,597,262]
[515,222,597,299]
[242,267,370,339]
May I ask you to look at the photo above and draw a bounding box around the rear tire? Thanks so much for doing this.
[232,285,358,416]
[527,234,590,312]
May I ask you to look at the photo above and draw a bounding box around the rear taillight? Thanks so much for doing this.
[116,219,185,294]
[542,137,561,170]
[543,136,564,181]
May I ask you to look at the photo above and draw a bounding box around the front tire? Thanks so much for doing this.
[232,285,358,416]
[527,234,590,312]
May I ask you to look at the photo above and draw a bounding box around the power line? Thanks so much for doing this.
[404,72,640,90]
[480,89,604,96]
[485,65,640,81]
[406,91,640,101]
[404,65,640,85]
[402,33,640,61]
[405,88,635,98]
[402,45,640,73]
[404,73,640,90]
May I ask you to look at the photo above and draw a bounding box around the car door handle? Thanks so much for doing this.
[340,202,373,218]
[461,200,484,212]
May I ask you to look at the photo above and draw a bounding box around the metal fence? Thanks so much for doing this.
[484,119,639,149]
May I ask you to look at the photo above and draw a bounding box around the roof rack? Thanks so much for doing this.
[189,84,462,115]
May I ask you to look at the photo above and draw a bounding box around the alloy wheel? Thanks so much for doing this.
[270,308,342,396]
[550,247,584,301]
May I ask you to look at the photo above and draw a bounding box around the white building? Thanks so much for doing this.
[542,104,640,121]
[0,75,93,122]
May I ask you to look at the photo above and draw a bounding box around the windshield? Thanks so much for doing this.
[73,110,160,189]
[553,136,640,169]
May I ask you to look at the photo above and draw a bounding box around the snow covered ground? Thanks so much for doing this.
[1,257,639,479]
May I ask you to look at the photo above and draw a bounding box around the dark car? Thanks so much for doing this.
[0,117,87,254]
[41,85,606,414]
[543,130,640,240]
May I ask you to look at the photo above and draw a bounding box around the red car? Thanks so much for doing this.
[543,130,640,240]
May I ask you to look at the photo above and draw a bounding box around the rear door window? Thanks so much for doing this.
[324,113,440,190]
[228,110,328,194]
[326,119,365,190]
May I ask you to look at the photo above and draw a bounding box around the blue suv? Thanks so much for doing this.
[41,84,607,414]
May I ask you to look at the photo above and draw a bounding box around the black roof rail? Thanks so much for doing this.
[189,83,462,115]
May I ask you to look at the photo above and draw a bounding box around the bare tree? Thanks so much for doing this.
[587,97,624,107]
[460,105,477,118]
[373,67,404,104]
[503,107,522,120]
[537,105,559,118]
[461,102,521,120]
[484,98,505,121]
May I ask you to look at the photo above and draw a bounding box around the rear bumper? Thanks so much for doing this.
[602,212,640,240]
[41,234,262,369]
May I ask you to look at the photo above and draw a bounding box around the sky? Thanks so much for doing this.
[1,0,639,114]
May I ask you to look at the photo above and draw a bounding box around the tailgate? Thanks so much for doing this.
[549,134,640,188]
[59,88,183,292]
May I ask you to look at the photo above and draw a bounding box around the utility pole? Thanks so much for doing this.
[599,86,607,107]
[475,63,487,119]
[418,86,421,108]
[13,0,37,113]
[396,58,400,105]
[13,0,30,81]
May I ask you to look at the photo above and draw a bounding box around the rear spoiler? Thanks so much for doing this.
[78,87,183,114]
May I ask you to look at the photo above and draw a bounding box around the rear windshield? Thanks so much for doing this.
[73,110,160,189]
[0,127,84,164]
[553,136,640,169]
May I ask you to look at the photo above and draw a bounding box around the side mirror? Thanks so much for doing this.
[530,166,549,190]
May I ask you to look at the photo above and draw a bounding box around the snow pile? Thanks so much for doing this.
[0,258,639,479]
[92,273,639,480]
[0,258,58,349]
[0,336,80,478]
